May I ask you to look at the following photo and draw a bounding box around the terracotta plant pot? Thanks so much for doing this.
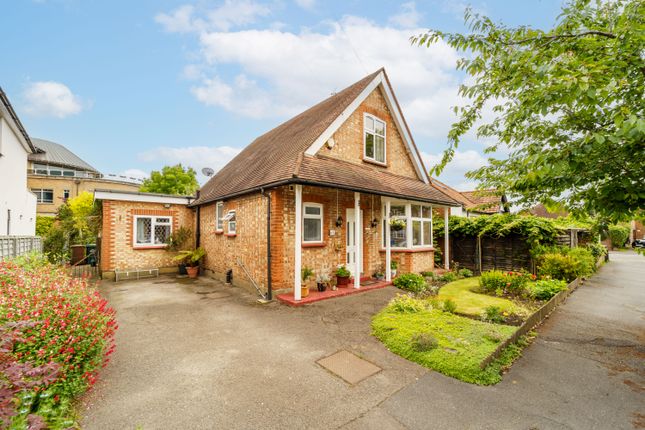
[301,286,309,298]
[186,266,199,279]
[336,275,350,287]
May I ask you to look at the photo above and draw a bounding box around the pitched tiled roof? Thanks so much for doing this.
[193,69,457,206]
[29,138,99,173]
[430,178,473,207]
[461,190,502,214]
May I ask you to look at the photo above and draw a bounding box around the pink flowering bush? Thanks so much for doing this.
[0,257,116,428]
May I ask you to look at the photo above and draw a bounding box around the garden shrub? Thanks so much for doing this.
[479,270,531,294]
[388,294,427,313]
[568,247,596,277]
[443,299,457,313]
[410,332,438,352]
[529,279,568,300]
[458,268,473,278]
[538,253,579,282]
[393,273,427,293]
[481,306,505,324]
[420,271,434,278]
[479,270,507,293]
[585,242,607,259]
[608,224,630,248]
[439,272,458,283]
[0,259,117,427]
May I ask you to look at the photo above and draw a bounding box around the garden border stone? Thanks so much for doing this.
[479,255,606,369]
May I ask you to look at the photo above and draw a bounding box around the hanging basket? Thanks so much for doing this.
[390,218,406,231]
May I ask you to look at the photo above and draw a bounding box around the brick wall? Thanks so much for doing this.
[99,200,194,275]
[318,87,420,180]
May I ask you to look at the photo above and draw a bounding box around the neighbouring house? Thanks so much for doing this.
[190,68,458,300]
[431,178,508,218]
[28,138,142,216]
[0,87,37,237]
[94,189,195,280]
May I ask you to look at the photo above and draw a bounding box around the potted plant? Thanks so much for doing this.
[173,247,206,279]
[316,273,330,292]
[373,270,385,281]
[390,218,406,231]
[165,227,193,275]
[301,267,314,297]
[335,265,351,287]
[391,260,398,278]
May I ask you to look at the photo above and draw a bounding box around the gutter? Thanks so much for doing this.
[195,190,201,248]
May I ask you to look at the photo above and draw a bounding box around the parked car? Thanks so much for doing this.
[632,239,645,249]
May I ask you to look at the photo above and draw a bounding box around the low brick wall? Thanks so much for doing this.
[479,255,606,369]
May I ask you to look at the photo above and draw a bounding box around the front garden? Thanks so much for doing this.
[0,253,116,429]
[373,242,605,385]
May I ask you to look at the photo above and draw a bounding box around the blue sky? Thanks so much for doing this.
[1,0,563,188]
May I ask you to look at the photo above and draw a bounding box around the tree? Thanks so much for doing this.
[139,164,199,195]
[57,191,100,245]
[414,0,644,221]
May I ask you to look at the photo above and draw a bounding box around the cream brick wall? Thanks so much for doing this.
[100,200,194,274]
[28,175,140,216]
[318,87,421,180]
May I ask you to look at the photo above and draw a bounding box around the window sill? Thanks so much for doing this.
[225,233,237,237]
[362,158,387,167]
[133,245,168,250]
[215,230,224,235]
[379,247,434,253]
[302,242,326,248]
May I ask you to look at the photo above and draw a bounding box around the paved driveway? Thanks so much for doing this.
[82,252,644,429]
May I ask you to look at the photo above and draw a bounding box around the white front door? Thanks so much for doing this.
[346,208,363,277]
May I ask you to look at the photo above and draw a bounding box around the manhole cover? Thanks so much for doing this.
[317,350,381,384]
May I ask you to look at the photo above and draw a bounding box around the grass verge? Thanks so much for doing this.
[373,306,528,385]
[436,277,531,318]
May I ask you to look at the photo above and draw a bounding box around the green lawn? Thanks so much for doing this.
[372,306,523,385]
[437,277,531,318]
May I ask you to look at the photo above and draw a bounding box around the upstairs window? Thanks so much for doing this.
[134,216,172,247]
[364,113,386,164]
[303,203,323,243]
[215,202,224,231]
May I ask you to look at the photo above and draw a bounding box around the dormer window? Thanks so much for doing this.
[364,113,386,164]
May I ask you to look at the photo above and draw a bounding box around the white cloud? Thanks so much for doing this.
[422,149,488,190]
[294,0,315,10]
[119,168,148,180]
[389,2,422,28]
[138,145,241,183]
[155,1,271,33]
[23,81,84,118]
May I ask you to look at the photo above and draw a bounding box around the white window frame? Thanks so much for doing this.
[215,201,224,232]
[363,113,387,164]
[32,188,54,204]
[302,202,323,243]
[223,210,236,235]
[133,215,173,248]
[382,201,434,249]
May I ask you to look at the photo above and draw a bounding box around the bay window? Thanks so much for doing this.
[383,202,433,249]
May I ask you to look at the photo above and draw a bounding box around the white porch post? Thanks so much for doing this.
[444,207,450,270]
[294,185,302,300]
[385,200,391,282]
[354,192,361,289]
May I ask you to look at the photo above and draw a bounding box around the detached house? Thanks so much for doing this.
[191,69,458,300]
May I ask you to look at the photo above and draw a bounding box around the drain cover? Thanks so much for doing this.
[317,350,381,384]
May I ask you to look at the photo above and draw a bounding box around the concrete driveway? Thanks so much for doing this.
[82,252,644,429]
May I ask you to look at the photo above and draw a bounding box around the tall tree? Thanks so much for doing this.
[414,0,644,221]
[140,164,199,196]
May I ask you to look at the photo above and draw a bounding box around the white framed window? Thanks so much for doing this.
[32,189,54,204]
[133,216,172,247]
[364,113,386,164]
[303,203,323,243]
[382,202,433,249]
[223,210,236,234]
[215,202,224,231]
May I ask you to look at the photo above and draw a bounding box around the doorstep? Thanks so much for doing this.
[276,279,392,306]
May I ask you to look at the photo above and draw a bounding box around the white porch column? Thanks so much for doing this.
[444,207,450,270]
[354,192,361,289]
[294,185,302,300]
[385,200,391,282]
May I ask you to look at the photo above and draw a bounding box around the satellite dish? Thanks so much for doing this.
[202,167,215,177]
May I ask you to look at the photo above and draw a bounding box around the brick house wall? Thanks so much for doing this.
[100,200,194,278]
[199,184,435,296]
[319,87,420,180]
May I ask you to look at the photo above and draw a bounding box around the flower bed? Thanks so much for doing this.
[0,255,116,428]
